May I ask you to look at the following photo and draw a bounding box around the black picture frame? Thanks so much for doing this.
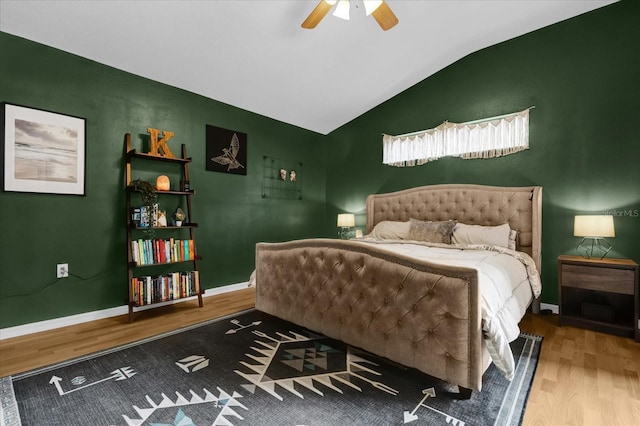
[205,125,247,175]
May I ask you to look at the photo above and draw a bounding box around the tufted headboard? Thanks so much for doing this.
[365,184,542,272]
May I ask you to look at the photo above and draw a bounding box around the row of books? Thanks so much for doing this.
[132,271,200,306]
[131,238,195,265]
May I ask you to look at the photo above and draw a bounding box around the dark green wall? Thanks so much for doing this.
[0,33,327,328]
[325,0,640,305]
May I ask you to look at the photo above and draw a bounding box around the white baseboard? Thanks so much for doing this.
[540,302,559,314]
[0,282,250,341]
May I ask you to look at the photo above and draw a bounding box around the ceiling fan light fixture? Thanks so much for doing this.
[302,0,397,30]
[363,0,383,16]
[333,0,351,20]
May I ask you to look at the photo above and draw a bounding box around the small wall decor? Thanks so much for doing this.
[2,102,86,195]
[206,125,247,175]
[262,156,302,200]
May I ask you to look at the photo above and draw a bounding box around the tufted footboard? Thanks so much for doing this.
[255,238,485,392]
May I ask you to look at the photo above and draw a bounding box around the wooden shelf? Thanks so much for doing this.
[130,223,199,230]
[125,133,203,322]
[129,256,203,268]
[126,186,195,196]
[129,292,203,308]
[126,148,192,164]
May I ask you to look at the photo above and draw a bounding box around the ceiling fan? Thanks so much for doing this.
[302,0,399,31]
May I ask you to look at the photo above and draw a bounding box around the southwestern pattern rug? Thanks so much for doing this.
[0,309,541,426]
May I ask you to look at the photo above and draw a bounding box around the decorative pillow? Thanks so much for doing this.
[368,220,410,240]
[508,229,517,251]
[408,219,457,244]
[452,222,513,249]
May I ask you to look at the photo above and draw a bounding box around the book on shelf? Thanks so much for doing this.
[131,270,200,306]
[131,238,195,265]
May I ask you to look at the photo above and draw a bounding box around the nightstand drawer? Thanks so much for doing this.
[561,264,634,295]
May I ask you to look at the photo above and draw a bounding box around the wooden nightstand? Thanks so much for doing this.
[558,255,639,342]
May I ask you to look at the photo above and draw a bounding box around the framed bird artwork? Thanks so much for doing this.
[205,125,247,175]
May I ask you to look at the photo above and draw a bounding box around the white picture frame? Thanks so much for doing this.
[2,103,86,195]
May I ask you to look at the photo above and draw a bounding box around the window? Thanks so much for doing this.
[382,108,531,167]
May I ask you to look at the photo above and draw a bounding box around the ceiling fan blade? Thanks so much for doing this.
[371,1,398,31]
[301,1,334,29]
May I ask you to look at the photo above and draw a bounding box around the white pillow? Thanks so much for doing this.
[368,221,410,240]
[452,223,513,249]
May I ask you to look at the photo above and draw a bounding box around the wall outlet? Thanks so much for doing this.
[57,263,69,278]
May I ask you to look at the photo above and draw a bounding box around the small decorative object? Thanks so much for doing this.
[280,169,287,180]
[130,207,141,226]
[290,170,297,182]
[355,229,363,238]
[2,103,86,195]
[131,178,158,234]
[337,213,355,239]
[131,178,157,203]
[180,180,190,191]
[174,207,186,226]
[156,175,170,191]
[574,215,615,259]
[206,125,247,175]
[140,204,158,228]
[147,128,176,158]
[157,210,167,227]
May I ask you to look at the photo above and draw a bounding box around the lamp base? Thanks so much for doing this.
[577,237,612,259]
[339,227,353,240]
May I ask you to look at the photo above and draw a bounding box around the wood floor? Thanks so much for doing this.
[519,311,640,426]
[1,287,638,425]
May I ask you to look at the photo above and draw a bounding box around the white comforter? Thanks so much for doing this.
[357,238,542,381]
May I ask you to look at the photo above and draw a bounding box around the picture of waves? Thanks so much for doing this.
[14,118,78,183]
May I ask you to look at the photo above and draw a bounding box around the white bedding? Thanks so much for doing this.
[357,238,542,381]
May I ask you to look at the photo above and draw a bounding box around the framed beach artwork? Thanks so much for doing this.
[2,103,86,195]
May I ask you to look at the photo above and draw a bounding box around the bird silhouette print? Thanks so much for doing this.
[211,133,244,171]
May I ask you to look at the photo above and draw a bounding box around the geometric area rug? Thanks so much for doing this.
[1,309,542,426]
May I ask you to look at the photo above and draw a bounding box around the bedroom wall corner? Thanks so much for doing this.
[324,0,640,305]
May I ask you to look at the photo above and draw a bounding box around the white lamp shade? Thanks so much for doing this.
[333,0,350,20]
[363,0,383,15]
[337,213,355,227]
[574,215,615,238]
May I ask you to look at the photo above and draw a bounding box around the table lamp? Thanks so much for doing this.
[337,213,355,239]
[574,215,615,259]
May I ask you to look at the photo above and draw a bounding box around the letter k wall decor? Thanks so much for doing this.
[206,125,247,176]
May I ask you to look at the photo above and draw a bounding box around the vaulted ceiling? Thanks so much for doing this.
[0,0,616,134]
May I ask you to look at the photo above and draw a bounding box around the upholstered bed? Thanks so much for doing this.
[254,184,542,396]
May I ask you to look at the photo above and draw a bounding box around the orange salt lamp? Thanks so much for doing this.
[156,175,170,191]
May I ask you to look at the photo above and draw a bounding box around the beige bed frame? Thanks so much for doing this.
[255,184,542,395]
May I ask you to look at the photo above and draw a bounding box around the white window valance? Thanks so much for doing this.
[382,108,532,167]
